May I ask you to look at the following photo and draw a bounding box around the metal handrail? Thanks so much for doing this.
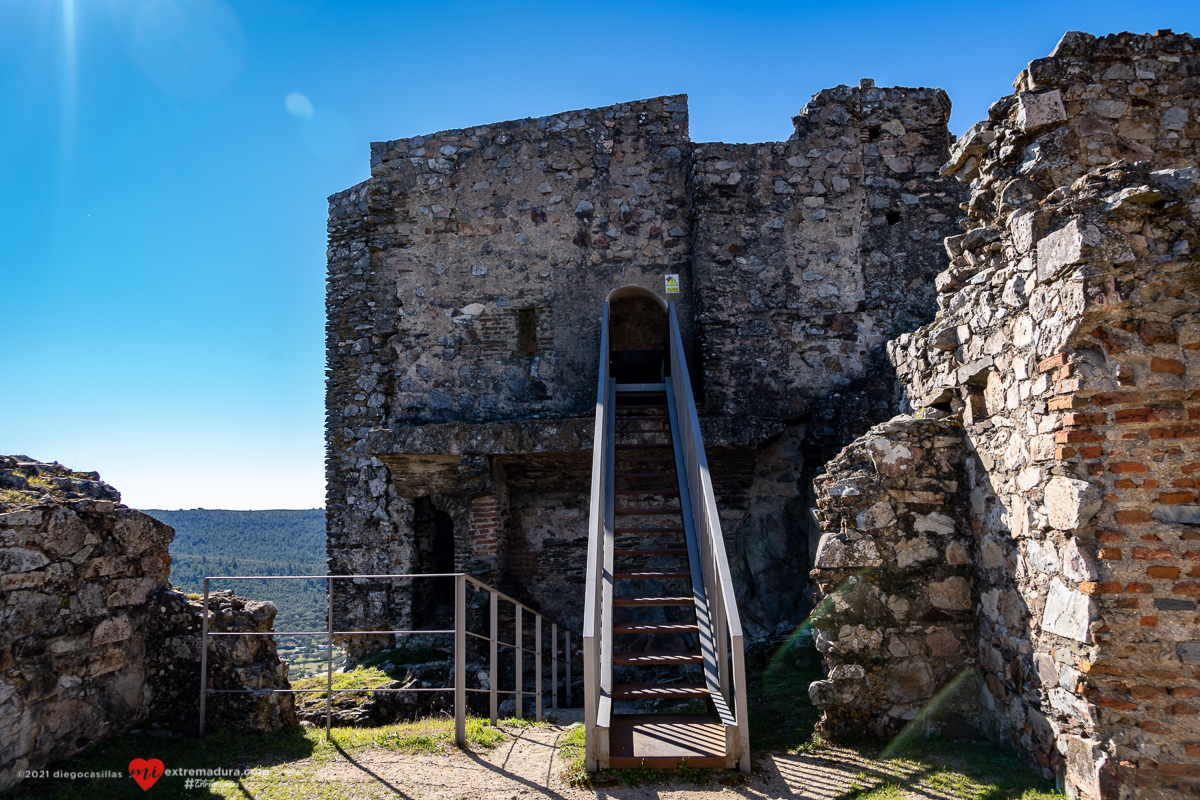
[199,573,573,744]
[666,302,750,772]
[582,301,612,771]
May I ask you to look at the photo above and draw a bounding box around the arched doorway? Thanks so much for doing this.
[607,286,667,384]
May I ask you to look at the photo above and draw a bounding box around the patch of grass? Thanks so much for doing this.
[835,739,1063,800]
[497,716,544,729]
[558,724,588,786]
[747,641,824,752]
[291,666,394,706]
[791,731,826,754]
[319,715,509,755]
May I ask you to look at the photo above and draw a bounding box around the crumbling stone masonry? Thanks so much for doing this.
[809,416,980,739]
[325,86,965,647]
[0,457,294,791]
[811,30,1200,800]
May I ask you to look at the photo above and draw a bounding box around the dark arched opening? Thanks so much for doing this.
[608,286,667,383]
[412,497,455,627]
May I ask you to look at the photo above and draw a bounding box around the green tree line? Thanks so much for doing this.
[143,508,328,633]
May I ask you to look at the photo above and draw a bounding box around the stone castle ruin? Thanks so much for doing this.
[326,28,1200,797]
[0,25,1196,800]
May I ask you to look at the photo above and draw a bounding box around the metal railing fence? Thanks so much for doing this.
[667,302,750,771]
[199,573,572,745]
[582,301,611,772]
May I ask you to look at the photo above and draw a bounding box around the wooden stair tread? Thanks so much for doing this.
[613,596,694,607]
[615,443,673,449]
[615,472,676,478]
[608,714,725,769]
[615,489,679,495]
[612,684,709,699]
[613,652,702,665]
[614,527,683,533]
[615,508,682,515]
[614,548,687,555]
[614,571,690,579]
[613,622,699,633]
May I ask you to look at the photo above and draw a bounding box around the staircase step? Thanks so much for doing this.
[615,489,679,496]
[613,652,703,665]
[614,527,683,533]
[615,508,682,515]
[609,714,725,769]
[612,684,709,699]
[615,473,676,478]
[614,548,687,556]
[614,571,690,580]
[614,456,674,462]
[613,622,699,634]
[615,443,672,449]
[615,416,669,420]
[617,404,668,409]
[613,596,694,607]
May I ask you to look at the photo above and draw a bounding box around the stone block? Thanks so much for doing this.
[1015,90,1067,131]
[1036,219,1101,284]
[929,577,972,611]
[1043,476,1101,531]
[888,661,935,703]
[1153,504,1200,525]
[0,547,49,574]
[814,534,882,568]
[855,500,897,530]
[1041,578,1093,642]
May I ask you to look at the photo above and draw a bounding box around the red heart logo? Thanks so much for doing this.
[129,758,164,791]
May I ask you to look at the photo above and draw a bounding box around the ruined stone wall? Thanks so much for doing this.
[326,98,695,640]
[690,82,963,420]
[808,416,978,738]
[806,30,1200,800]
[0,457,293,791]
[368,94,694,426]
[689,84,967,636]
[327,87,964,642]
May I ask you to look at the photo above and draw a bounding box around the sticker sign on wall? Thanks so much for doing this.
[664,274,680,294]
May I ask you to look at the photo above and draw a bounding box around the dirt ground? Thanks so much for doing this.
[265,711,881,800]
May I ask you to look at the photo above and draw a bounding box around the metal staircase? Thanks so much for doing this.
[583,301,750,772]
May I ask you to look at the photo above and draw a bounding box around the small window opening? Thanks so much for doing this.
[867,126,882,142]
[885,210,902,226]
[516,308,537,356]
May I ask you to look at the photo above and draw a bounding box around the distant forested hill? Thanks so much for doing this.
[143,509,327,633]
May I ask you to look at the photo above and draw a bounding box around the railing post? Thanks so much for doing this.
[515,605,523,719]
[199,577,209,736]
[326,576,333,740]
[565,630,571,709]
[535,615,542,721]
[489,590,498,725]
[454,574,466,746]
[551,622,558,711]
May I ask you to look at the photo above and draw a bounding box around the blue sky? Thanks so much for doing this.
[2,0,1197,510]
